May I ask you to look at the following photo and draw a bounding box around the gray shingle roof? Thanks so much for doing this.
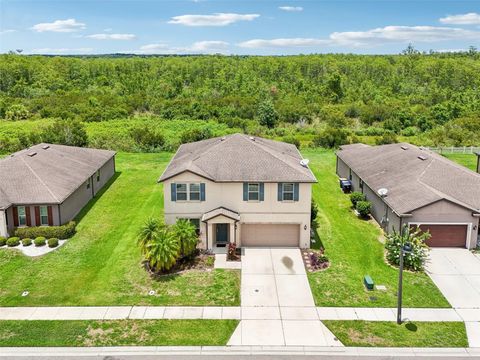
[337,143,480,215]
[159,133,317,183]
[0,144,116,209]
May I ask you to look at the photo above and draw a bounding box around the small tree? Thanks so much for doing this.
[385,225,430,272]
[257,99,278,128]
[5,104,30,121]
[145,227,180,272]
[173,219,198,258]
[41,118,88,147]
[138,218,163,255]
[350,191,366,207]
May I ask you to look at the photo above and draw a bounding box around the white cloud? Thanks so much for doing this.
[187,40,229,52]
[329,25,480,47]
[30,47,93,54]
[168,13,259,26]
[131,40,230,54]
[238,38,329,48]
[0,29,16,34]
[139,43,169,52]
[439,12,480,25]
[31,19,86,33]
[86,33,136,40]
[279,6,303,12]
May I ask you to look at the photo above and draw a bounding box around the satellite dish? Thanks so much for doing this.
[378,188,388,197]
[300,159,310,167]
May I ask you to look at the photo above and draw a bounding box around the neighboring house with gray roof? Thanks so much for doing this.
[159,133,317,249]
[337,143,480,249]
[0,144,116,238]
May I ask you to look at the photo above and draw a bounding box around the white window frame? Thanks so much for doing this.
[189,183,201,201]
[176,183,188,201]
[248,183,260,201]
[18,206,26,226]
[282,183,294,201]
[40,206,49,226]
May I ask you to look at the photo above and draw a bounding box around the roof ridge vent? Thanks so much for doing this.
[418,155,428,161]
[27,152,37,157]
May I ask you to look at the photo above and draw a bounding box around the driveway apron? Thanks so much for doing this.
[228,248,342,347]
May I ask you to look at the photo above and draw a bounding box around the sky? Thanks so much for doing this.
[1,0,479,55]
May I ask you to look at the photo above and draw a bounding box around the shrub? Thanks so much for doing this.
[385,225,430,271]
[375,132,398,145]
[15,221,76,239]
[6,237,20,247]
[48,238,59,248]
[22,238,32,246]
[282,135,301,149]
[141,226,180,272]
[311,199,319,223]
[227,242,237,261]
[173,219,198,258]
[310,252,329,270]
[0,237,6,246]
[34,236,46,247]
[312,127,348,149]
[350,191,366,207]
[356,201,371,218]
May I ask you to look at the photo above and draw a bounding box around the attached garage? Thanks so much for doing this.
[240,223,300,247]
[413,224,468,248]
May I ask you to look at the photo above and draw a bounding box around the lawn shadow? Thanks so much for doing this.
[311,220,325,250]
[74,171,122,225]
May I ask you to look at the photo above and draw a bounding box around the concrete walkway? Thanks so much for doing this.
[228,248,342,347]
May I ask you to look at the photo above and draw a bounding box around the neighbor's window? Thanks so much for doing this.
[176,183,188,201]
[86,178,91,189]
[96,170,100,182]
[18,206,26,226]
[189,183,200,201]
[189,218,201,235]
[40,206,48,226]
[359,179,364,190]
[248,183,259,201]
[282,183,294,201]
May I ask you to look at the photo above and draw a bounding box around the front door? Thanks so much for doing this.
[216,223,229,246]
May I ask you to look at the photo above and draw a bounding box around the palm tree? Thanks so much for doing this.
[146,227,180,272]
[173,219,198,258]
[138,217,163,255]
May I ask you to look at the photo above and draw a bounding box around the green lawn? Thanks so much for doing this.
[0,319,238,347]
[302,149,450,308]
[443,153,477,171]
[324,320,467,347]
[0,153,240,306]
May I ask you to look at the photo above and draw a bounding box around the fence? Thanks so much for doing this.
[423,146,480,154]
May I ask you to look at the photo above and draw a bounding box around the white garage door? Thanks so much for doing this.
[240,224,300,247]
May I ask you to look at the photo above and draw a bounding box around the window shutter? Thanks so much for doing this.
[171,183,177,201]
[25,206,31,226]
[243,183,248,201]
[277,183,283,201]
[294,183,299,201]
[200,183,206,201]
[13,207,19,227]
[47,206,53,226]
[259,183,264,201]
[35,206,40,226]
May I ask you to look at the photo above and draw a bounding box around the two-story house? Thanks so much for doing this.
[158,134,317,249]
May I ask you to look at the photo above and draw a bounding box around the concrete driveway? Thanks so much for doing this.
[228,248,342,347]
[426,248,480,309]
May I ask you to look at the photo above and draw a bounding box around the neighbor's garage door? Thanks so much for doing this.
[415,224,467,248]
[241,224,299,247]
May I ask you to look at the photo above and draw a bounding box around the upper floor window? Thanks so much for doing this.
[248,183,259,201]
[18,206,26,226]
[282,183,295,201]
[176,183,188,201]
[40,206,49,226]
[189,183,200,201]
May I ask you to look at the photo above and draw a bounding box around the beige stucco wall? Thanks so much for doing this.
[408,200,479,249]
[163,171,312,248]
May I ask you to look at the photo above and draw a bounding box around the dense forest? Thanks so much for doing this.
[0,50,479,153]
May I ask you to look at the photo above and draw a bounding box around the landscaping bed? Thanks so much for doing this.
[323,320,468,347]
[0,319,239,347]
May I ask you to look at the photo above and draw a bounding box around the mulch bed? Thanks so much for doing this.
[144,250,215,277]
[302,249,330,273]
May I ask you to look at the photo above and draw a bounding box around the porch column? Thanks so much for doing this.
[0,210,8,238]
[207,222,214,250]
[229,223,235,244]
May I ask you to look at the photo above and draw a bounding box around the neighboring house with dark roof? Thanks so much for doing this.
[337,143,480,249]
[158,133,317,249]
[0,144,116,238]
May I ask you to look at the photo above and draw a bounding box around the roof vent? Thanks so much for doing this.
[220,137,226,141]
[42,145,50,150]
[249,136,255,141]
[418,155,428,161]
[300,159,310,167]
[401,145,408,150]
[27,152,37,157]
